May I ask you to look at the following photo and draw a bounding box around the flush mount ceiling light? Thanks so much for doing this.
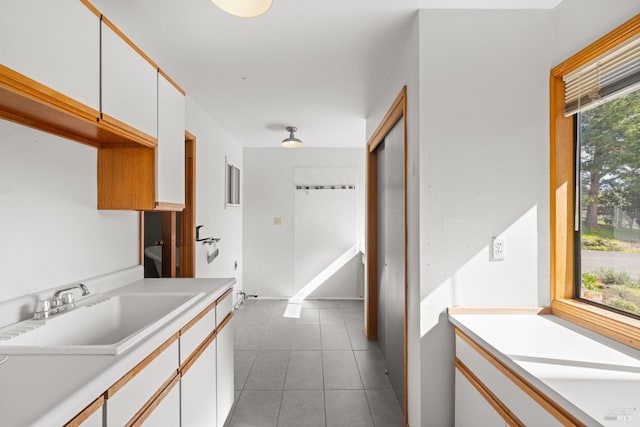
[210,0,272,18]
[281,126,303,148]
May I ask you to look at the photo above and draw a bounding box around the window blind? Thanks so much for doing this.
[563,34,640,116]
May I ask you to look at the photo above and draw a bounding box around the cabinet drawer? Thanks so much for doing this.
[180,300,217,365]
[133,374,180,427]
[455,333,562,427]
[105,337,179,427]
[455,367,508,427]
[216,289,233,327]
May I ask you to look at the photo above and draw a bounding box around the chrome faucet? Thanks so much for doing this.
[33,284,90,320]
[53,283,90,300]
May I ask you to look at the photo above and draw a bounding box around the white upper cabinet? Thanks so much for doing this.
[0,0,100,110]
[101,20,158,139]
[157,73,186,205]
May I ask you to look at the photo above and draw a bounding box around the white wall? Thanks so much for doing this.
[417,10,552,425]
[243,148,365,298]
[0,119,139,304]
[185,98,243,290]
[365,12,421,426]
[552,0,640,67]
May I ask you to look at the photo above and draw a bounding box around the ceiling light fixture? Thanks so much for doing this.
[210,0,272,18]
[281,126,303,148]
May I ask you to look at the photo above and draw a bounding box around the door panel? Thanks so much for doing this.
[376,118,405,407]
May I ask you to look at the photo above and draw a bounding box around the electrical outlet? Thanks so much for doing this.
[274,217,282,225]
[491,237,505,261]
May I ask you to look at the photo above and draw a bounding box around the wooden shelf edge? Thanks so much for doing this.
[0,64,157,149]
[0,64,101,147]
[154,202,185,212]
[99,113,156,148]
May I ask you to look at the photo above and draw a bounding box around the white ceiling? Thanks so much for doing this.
[90,0,562,148]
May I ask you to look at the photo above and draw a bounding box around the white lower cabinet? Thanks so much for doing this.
[66,289,234,427]
[455,329,569,427]
[181,337,217,426]
[455,368,506,427]
[216,318,234,427]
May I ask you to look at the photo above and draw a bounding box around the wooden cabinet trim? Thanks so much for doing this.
[180,327,217,376]
[180,299,217,336]
[126,371,180,427]
[218,311,234,332]
[106,332,179,398]
[159,69,186,96]
[99,113,156,148]
[101,16,158,71]
[455,359,524,427]
[64,395,104,427]
[79,0,101,18]
[216,288,233,305]
[455,328,585,426]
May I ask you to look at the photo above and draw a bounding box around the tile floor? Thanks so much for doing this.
[225,299,404,427]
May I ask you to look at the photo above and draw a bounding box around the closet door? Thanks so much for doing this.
[376,118,405,407]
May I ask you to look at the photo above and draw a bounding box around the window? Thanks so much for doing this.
[550,14,640,349]
[576,91,640,317]
[225,159,240,207]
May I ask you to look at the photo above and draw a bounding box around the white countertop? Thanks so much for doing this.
[0,277,235,427]
[449,313,640,427]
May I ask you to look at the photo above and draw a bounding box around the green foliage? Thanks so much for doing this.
[581,272,600,290]
[609,298,640,313]
[580,90,640,229]
[608,298,639,313]
[596,268,631,285]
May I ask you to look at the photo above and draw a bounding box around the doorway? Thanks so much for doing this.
[140,131,196,278]
[365,86,408,425]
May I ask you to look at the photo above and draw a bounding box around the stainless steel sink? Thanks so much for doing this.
[0,292,204,355]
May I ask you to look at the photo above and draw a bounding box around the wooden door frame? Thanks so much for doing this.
[138,131,196,278]
[180,131,196,277]
[365,86,408,426]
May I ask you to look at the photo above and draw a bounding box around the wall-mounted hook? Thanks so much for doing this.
[196,225,204,241]
[195,225,220,245]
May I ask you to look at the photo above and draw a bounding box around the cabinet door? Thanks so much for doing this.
[216,318,234,427]
[101,20,158,139]
[455,368,506,427]
[181,337,217,427]
[138,376,180,427]
[0,0,100,110]
[157,73,185,205]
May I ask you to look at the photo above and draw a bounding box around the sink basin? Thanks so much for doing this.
[0,292,204,355]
